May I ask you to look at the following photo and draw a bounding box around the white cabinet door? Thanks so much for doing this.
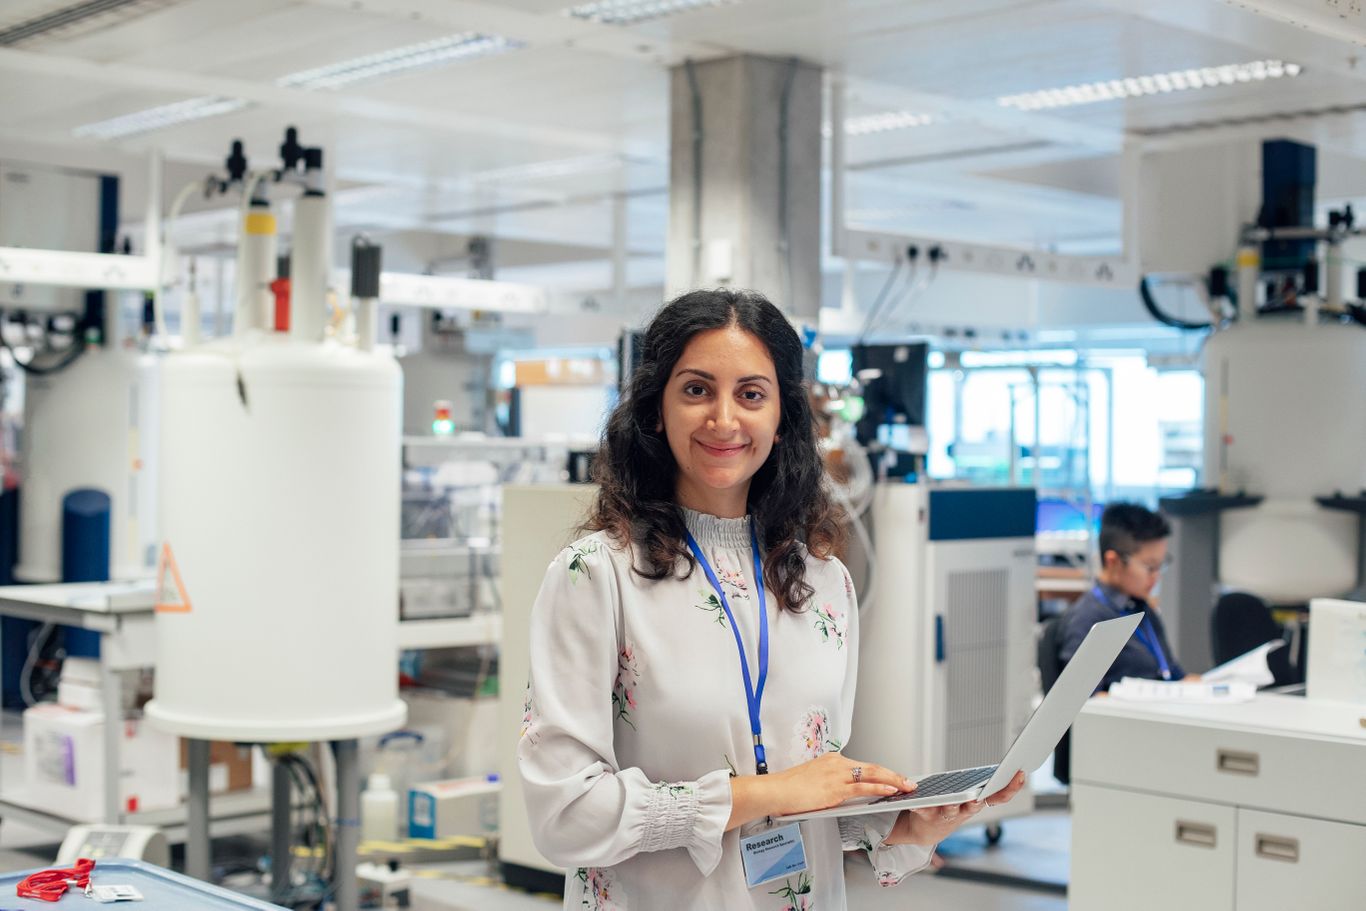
[1236,810,1366,911]
[1070,785,1235,911]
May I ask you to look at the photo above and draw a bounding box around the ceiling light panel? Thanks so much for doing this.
[72,96,248,140]
[998,60,1304,112]
[277,33,523,91]
[564,0,737,27]
[0,0,179,46]
[838,110,935,137]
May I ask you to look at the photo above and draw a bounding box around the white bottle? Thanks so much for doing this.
[361,773,399,843]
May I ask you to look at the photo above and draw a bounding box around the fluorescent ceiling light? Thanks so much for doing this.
[564,0,737,26]
[821,110,935,138]
[466,153,635,185]
[72,96,248,140]
[0,0,179,47]
[277,33,522,90]
[998,59,1303,111]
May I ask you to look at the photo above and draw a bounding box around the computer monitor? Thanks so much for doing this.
[852,342,928,451]
[1036,497,1103,535]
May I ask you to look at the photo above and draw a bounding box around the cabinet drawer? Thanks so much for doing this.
[1235,810,1366,911]
[1070,784,1234,911]
[1072,712,1366,825]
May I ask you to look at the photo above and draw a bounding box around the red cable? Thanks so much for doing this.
[16,858,94,902]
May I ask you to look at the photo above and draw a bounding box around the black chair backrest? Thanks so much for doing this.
[1211,591,1300,686]
[1211,591,1281,665]
[1038,615,1064,692]
[1037,615,1071,784]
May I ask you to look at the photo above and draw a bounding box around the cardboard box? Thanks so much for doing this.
[407,776,500,839]
[178,740,254,797]
[22,705,178,821]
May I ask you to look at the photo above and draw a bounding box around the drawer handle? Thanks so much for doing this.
[1175,820,1218,848]
[1216,748,1259,776]
[1255,834,1299,863]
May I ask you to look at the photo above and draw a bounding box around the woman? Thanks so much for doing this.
[519,289,1024,910]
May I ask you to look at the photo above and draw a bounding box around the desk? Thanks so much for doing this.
[1035,568,1089,602]
[1069,694,1366,910]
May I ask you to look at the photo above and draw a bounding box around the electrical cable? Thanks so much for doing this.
[1139,275,1212,331]
[855,257,905,345]
[870,258,936,339]
[830,481,877,618]
[0,314,89,377]
[20,622,55,707]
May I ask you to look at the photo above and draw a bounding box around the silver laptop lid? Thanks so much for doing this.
[977,612,1142,797]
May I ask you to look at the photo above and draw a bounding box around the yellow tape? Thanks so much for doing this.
[245,212,277,235]
[1236,248,1259,268]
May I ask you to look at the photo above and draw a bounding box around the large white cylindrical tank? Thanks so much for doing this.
[16,347,159,582]
[145,333,405,741]
[1203,320,1366,602]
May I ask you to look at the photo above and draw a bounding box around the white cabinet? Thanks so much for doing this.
[1071,695,1366,910]
[1070,785,1234,911]
[1235,809,1366,911]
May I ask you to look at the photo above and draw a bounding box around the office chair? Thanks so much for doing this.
[1210,591,1301,686]
[1037,615,1071,784]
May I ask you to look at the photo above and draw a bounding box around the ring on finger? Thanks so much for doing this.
[851,766,863,783]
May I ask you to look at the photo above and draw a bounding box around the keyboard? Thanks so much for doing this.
[869,764,998,806]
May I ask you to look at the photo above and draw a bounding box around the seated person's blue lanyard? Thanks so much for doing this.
[1093,585,1172,680]
[685,524,770,774]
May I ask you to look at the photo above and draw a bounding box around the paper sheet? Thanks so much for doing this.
[1201,640,1285,688]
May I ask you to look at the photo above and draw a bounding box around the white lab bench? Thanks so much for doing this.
[1069,693,1366,911]
[0,582,499,838]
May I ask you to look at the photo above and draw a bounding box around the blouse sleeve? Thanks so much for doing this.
[517,542,733,875]
[831,560,935,886]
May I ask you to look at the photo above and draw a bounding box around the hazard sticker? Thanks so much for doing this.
[156,543,192,613]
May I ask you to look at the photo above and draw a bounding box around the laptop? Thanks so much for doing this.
[775,613,1141,822]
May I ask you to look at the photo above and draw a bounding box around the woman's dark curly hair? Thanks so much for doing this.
[583,288,845,612]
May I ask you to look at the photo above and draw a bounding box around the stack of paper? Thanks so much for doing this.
[1110,678,1257,704]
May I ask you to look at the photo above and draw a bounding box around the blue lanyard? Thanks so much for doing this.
[1093,585,1172,680]
[685,524,769,774]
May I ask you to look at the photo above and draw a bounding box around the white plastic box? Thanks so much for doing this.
[407,776,501,839]
[22,705,179,820]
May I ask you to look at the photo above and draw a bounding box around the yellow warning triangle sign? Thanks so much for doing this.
[156,542,193,614]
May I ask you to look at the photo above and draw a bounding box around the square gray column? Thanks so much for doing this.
[668,55,823,322]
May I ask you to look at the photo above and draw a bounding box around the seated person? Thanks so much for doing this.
[1059,502,1197,691]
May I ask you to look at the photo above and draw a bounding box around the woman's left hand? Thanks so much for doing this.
[884,770,1027,846]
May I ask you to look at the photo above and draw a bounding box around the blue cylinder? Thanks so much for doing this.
[62,488,110,658]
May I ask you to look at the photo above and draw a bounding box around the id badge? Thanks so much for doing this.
[740,822,808,888]
[88,884,145,903]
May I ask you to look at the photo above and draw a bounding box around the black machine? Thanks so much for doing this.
[852,342,928,477]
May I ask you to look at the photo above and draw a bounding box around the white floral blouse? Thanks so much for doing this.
[518,508,932,910]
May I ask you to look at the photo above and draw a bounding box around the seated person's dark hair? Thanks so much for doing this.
[1098,502,1170,560]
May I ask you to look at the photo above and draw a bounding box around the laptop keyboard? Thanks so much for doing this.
[870,764,998,806]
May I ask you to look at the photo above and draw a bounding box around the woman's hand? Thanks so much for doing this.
[727,753,915,832]
[884,770,1027,846]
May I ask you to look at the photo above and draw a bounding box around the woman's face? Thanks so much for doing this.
[661,325,782,518]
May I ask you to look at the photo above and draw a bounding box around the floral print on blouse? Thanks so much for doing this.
[518,508,932,910]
